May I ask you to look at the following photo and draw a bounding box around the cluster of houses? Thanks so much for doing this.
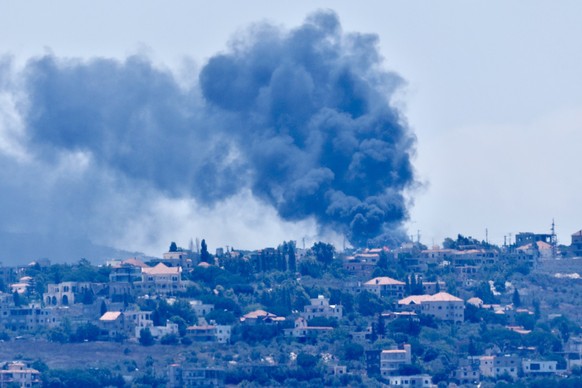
[2,229,582,387]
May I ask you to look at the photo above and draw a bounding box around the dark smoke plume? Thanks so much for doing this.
[19,10,416,247]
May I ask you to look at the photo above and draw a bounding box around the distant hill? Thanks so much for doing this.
[0,231,145,266]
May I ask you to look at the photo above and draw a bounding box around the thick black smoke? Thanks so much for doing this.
[20,10,416,247]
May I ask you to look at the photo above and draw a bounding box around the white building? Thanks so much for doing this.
[137,263,184,295]
[0,362,41,387]
[380,344,412,377]
[480,355,520,379]
[522,359,559,375]
[364,277,406,299]
[384,374,434,387]
[398,292,464,323]
[301,295,342,321]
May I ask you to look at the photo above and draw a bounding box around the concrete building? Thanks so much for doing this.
[480,355,520,379]
[285,317,333,340]
[383,374,434,387]
[0,362,41,388]
[240,309,285,325]
[364,277,406,299]
[189,300,214,318]
[452,359,480,385]
[572,230,582,257]
[186,324,231,343]
[516,232,553,247]
[43,282,101,306]
[522,359,559,375]
[380,344,412,377]
[398,292,464,323]
[167,364,225,388]
[137,263,184,295]
[301,295,342,321]
[451,249,498,267]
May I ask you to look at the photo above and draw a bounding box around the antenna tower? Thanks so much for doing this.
[551,219,557,259]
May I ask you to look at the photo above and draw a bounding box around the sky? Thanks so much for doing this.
[1,1,582,257]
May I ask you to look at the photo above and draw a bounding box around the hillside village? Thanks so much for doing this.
[2,230,582,387]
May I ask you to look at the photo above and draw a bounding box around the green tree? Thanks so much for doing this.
[169,241,178,252]
[12,291,21,307]
[311,242,334,265]
[475,281,498,304]
[72,323,100,342]
[100,300,108,316]
[356,291,386,316]
[81,289,95,305]
[139,328,155,346]
[160,333,179,345]
[206,309,236,325]
[200,239,211,263]
[343,342,364,361]
[512,288,521,307]
[377,314,386,336]
[297,353,318,369]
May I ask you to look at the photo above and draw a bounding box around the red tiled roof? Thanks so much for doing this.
[365,276,405,286]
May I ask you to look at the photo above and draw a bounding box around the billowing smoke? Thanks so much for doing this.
[6,10,416,249]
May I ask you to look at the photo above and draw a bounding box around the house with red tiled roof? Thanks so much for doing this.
[240,309,285,325]
[137,263,184,295]
[0,362,41,387]
[398,292,464,323]
[364,277,406,299]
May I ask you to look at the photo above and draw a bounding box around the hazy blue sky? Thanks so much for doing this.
[1,1,581,254]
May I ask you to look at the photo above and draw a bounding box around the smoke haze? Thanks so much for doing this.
[0,10,416,261]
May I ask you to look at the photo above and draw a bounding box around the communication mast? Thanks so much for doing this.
[551,219,557,259]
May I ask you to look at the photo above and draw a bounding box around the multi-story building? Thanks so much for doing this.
[364,277,406,299]
[43,282,105,306]
[301,295,342,321]
[109,262,143,301]
[0,362,41,387]
[240,309,284,325]
[159,250,194,270]
[380,344,412,377]
[167,364,225,388]
[383,374,434,387]
[0,294,63,331]
[452,359,481,385]
[137,263,184,295]
[572,230,582,257]
[98,311,127,339]
[451,249,498,267]
[186,324,231,343]
[480,355,520,379]
[189,300,214,318]
[522,359,559,375]
[285,317,333,340]
[398,292,464,323]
